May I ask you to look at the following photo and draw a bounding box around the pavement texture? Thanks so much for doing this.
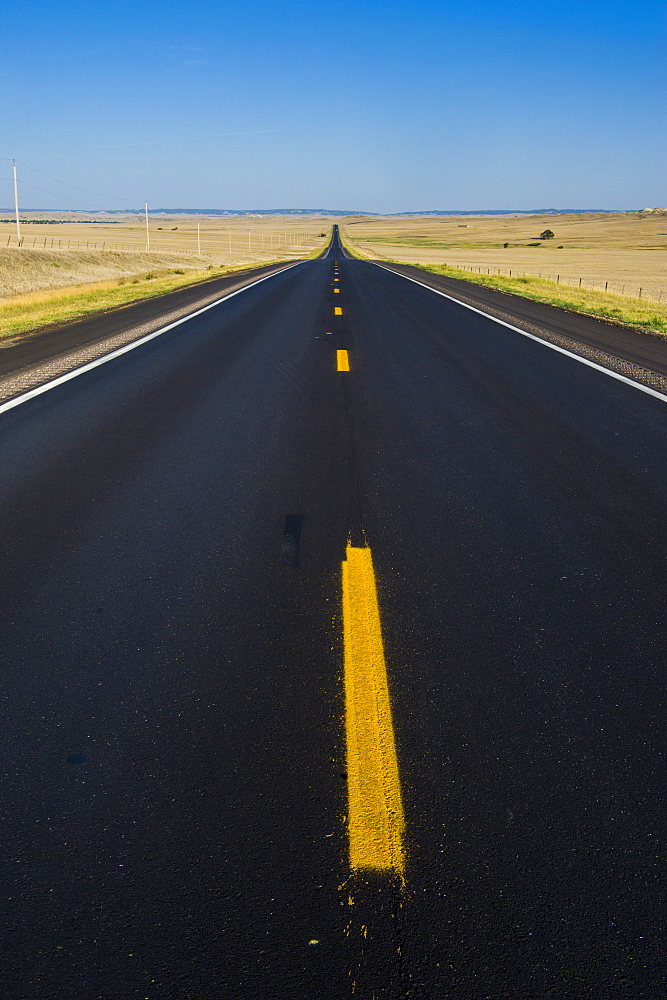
[0,229,664,999]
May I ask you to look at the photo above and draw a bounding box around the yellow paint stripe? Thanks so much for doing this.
[337,349,350,372]
[325,330,333,335]
[342,545,405,880]
[334,288,340,293]
[335,306,342,315]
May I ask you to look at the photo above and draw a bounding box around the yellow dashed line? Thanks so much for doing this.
[335,307,342,315]
[342,545,405,881]
[337,350,350,372]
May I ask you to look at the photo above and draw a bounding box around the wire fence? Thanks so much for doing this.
[445,263,663,304]
[354,242,664,305]
[2,229,323,256]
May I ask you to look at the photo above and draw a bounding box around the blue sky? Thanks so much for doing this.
[2,0,665,212]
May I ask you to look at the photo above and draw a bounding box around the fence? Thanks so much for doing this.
[2,229,323,256]
[444,263,662,304]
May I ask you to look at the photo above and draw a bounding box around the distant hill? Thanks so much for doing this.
[136,208,634,217]
[4,207,636,217]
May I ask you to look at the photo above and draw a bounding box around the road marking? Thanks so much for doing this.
[0,263,305,417]
[335,306,343,315]
[325,330,333,335]
[374,264,667,404]
[337,350,350,371]
[334,288,340,293]
[342,544,405,880]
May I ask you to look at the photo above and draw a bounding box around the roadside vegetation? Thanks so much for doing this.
[341,234,667,338]
[0,243,326,340]
[341,211,666,306]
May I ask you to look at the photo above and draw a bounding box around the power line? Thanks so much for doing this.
[1,158,135,206]
[15,160,134,203]
[8,178,121,210]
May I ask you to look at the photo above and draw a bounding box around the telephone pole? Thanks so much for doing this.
[197,222,201,255]
[13,160,21,244]
[145,202,150,252]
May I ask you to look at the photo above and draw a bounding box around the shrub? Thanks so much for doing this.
[539,229,555,239]
[173,269,185,274]
[503,242,509,248]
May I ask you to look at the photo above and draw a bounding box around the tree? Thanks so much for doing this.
[540,229,555,240]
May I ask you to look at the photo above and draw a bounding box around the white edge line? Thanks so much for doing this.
[374,262,667,404]
[0,261,304,417]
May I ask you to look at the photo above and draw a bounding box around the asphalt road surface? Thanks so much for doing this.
[0,228,665,999]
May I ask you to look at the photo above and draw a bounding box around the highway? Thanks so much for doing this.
[0,227,665,999]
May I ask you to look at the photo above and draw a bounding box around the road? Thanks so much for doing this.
[0,228,665,999]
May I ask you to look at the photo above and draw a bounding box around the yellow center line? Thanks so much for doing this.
[335,306,342,315]
[325,330,333,335]
[337,349,350,371]
[334,288,340,293]
[342,545,405,881]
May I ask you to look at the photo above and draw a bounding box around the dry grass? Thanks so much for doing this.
[341,211,666,303]
[0,212,331,338]
[0,213,331,296]
[0,248,218,298]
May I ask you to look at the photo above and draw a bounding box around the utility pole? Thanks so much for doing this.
[247,230,251,252]
[145,202,150,252]
[13,160,21,244]
[197,222,201,255]
[228,229,232,253]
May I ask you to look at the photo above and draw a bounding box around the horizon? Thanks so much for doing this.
[0,207,648,218]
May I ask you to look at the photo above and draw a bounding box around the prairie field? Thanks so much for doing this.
[342,211,666,303]
[0,213,331,297]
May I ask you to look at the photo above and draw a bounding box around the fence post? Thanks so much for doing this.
[639,288,642,298]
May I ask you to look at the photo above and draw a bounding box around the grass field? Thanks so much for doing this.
[341,211,667,337]
[0,213,331,296]
[341,211,666,302]
[0,213,331,338]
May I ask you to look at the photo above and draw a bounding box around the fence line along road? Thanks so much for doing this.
[2,230,323,256]
[441,262,663,304]
[347,245,663,305]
